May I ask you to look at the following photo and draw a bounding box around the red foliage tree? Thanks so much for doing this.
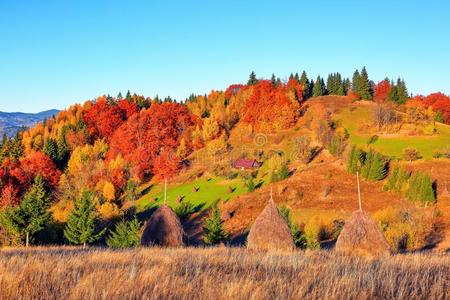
[19,152,61,188]
[118,99,139,119]
[242,80,300,132]
[108,102,199,181]
[424,93,450,123]
[83,96,126,141]
[374,80,391,102]
[152,150,181,182]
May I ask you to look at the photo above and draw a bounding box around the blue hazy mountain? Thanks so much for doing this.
[0,109,60,138]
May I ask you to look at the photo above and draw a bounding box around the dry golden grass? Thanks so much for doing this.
[0,247,448,300]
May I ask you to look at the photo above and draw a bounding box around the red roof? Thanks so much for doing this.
[234,158,259,169]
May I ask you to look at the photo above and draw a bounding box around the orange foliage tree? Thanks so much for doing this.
[242,80,301,132]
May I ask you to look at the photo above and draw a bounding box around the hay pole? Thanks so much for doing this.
[356,171,362,211]
[270,186,273,203]
[164,178,167,204]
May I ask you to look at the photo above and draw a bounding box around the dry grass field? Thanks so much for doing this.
[0,247,448,300]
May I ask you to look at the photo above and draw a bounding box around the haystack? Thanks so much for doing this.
[141,204,185,247]
[335,210,391,257]
[247,198,295,251]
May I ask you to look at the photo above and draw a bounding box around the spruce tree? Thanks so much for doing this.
[359,66,373,100]
[396,78,408,104]
[361,150,388,181]
[247,71,258,85]
[117,92,123,99]
[299,71,310,99]
[64,190,105,248]
[347,145,362,174]
[43,138,58,164]
[15,176,51,247]
[203,205,229,245]
[126,90,132,100]
[313,76,324,97]
[343,78,351,95]
[271,73,276,86]
[352,69,361,95]
[106,218,141,248]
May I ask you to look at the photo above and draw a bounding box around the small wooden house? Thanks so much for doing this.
[233,158,261,170]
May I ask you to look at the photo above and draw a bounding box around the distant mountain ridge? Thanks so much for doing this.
[0,109,60,137]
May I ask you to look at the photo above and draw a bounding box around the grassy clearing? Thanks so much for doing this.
[338,106,450,159]
[134,176,247,211]
[0,247,448,299]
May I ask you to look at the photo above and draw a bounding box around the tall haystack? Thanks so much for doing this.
[141,204,185,247]
[247,192,295,251]
[335,210,391,257]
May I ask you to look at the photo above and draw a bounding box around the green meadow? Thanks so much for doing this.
[338,106,450,159]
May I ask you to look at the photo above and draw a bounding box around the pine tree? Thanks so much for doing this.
[271,73,276,86]
[202,205,229,245]
[361,150,388,181]
[313,76,324,97]
[299,71,310,99]
[343,78,351,95]
[347,145,362,174]
[352,69,361,95]
[126,90,132,100]
[117,92,123,99]
[15,176,51,247]
[247,71,258,85]
[396,78,408,104]
[64,190,105,248]
[43,138,58,164]
[359,66,373,100]
[106,218,141,248]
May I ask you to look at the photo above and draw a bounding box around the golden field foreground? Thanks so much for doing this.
[0,247,449,300]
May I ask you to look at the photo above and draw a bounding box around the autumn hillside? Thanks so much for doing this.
[1,69,450,252]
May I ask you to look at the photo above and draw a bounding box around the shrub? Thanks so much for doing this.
[278,205,307,248]
[374,207,433,251]
[271,162,289,183]
[106,218,141,249]
[245,179,256,192]
[403,147,421,161]
[303,216,330,250]
[295,136,315,164]
[432,151,442,159]
[173,200,196,220]
[360,150,389,181]
[406,172,435,204]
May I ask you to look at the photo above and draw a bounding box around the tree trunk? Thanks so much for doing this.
[83,242,86,249]
[25,232,29,248]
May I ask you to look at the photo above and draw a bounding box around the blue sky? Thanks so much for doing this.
[0,0,449,112]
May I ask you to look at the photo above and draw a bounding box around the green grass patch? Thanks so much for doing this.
[338,106,450,159]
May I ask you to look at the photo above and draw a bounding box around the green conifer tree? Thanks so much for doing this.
[247,71,258,85]
[64,190,105,248]
[15,176,51,247]
[313,76,324,97]
[352,69,361,95]
[202,205,229,245]
[359,66,373,100]
[106,218,141,248]
[347,145,362,174]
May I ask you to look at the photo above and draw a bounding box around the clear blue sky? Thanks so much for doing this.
[0,0,449,112]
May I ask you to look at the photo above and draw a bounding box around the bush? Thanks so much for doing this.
[245,178,256,192]
[106,218,141,249]
[173,201,196,220]
[374,207,433,252]
[360,150,389,181]
[295,136,315,164]
[271,162,289,183]
[278,205,306,248]
[403,147,421,161]
[303,216,330,250]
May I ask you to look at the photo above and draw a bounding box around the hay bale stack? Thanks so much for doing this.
[141,204,185,247]
[247,200,295,251]
[335,210,391,257]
